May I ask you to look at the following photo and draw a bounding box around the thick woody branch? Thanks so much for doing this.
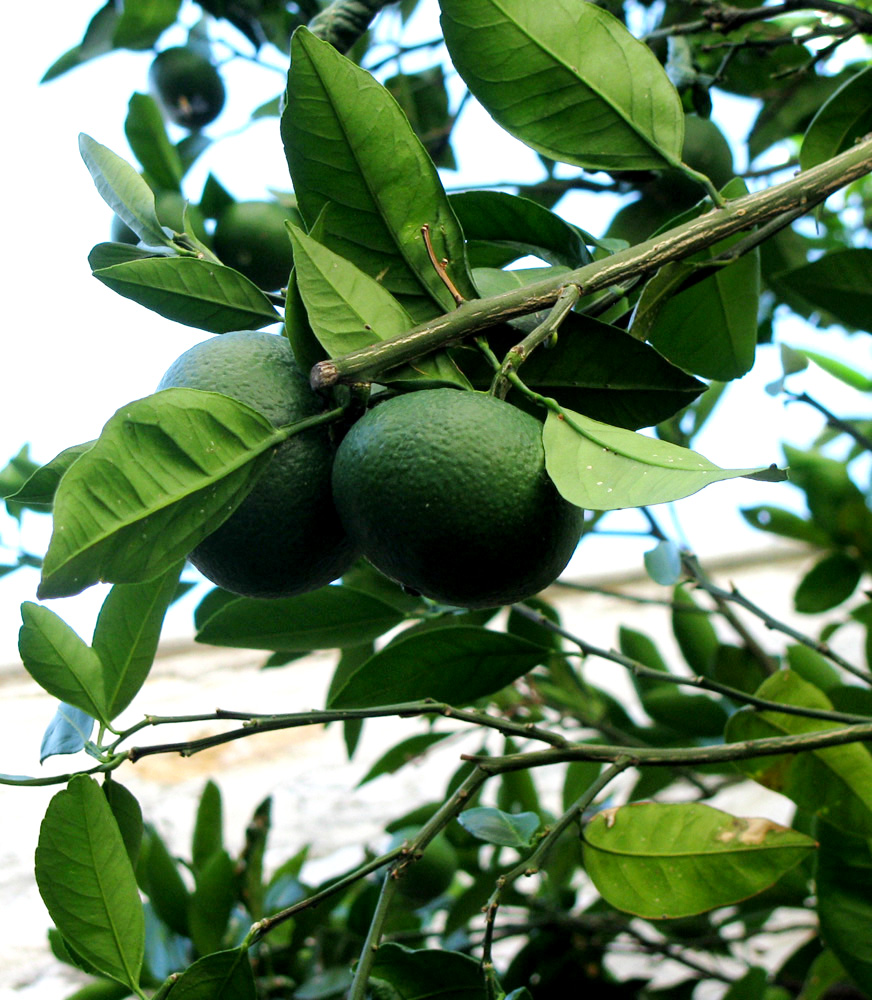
[310,134,872,389]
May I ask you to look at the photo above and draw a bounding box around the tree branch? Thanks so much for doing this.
[310,135,872,388]
[463,723,872,773]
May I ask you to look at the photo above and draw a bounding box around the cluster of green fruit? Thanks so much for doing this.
[158,331,584,608]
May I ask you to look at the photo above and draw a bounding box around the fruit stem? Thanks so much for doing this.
[489,284,581,399]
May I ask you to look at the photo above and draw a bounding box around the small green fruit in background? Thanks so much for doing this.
[391,828,459,907]
[149,46,226,130]
[212,200,300,290]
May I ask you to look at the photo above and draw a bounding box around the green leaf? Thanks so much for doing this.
[329,625,547,708]
[632,238,760,381]
[39,389,284,599]
[450,190,592,269]
[19,603,110,724]
[815,821,872,994]
[775,250,872,334]
[458,806,541,848]
[282,28,476,320]
[93,562,184,719]
[488,313,705,430]
[795,348,872,392]
[543,407,783,511]
[124,93,184,192]
[41,3,119,82]
[672,584,720,677]
[35,776,145,989]
[287,223,470,387]
[800,66,872,170]
[90,257,280,333]
[644,539,682,586]
[725,671,872,836]
[112,0,181,50]
[385,65,457,169]
[195,585,405,651]
[10,441,95,510]
[79,133,171,248]
[141,826,190,939]
[794,552,862,614]
[192,780,224,872]
[161,947,256,1000]
[187,849,237,957]
[103,781,144,870]
[582,801,815,919]
[357,732,456,787]
[370,943,488,999]
[439,0,684,171]
[740,505,830,547]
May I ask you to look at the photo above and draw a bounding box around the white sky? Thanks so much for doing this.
[1,0,870,663]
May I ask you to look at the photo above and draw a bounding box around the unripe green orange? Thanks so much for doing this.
[332,389,584,608]
[149,46,226,130]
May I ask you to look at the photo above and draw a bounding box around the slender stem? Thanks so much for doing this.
[120,700,570,763]
[490,284,581,398]
[786,391,872,454]
[480,760,632,969]
[463,723,872,773]
[309,137,872,389]
[348,871,400,1000]
[514,603,869,725]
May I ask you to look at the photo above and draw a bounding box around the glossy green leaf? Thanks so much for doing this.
[329,625,547,708]
[357,732,456,787]
[90,257,280,333]
[641,687,729,737]
[79,133,171,248]
[439,0,684,171]
[582,801,815,919]
[632,239,760,381]
[93,562,184,719]
[41,3,118,82]
[39,389,283,599]
[282,28,475,319]
[785,645,842,693]
[287,223,470,387]
[35,776,144,989]
[192,780,224,872]
[10,441,95,510]
[672,584,720,677]
[385,65,457,169]
[450,190,592,268]
[112,0,181,50]
[800,66,872,170]
[162,947,256,1000]
[19,603,110,724]
[142,825,190,938]
[543,407,783,511]
[124,93,183,192]
[725,671,872,836]
[490,313,705,430]
[458,806,541,848]
[740,505,830,547]
[815,820,872,994]
[188,849,237,957]
[103,781,144,870]
[797,349,872,391]
[775,250,872,333]
[794,552,862,614]
[370,943,487,999]
[40,703,96,763]
[195,585,405,651]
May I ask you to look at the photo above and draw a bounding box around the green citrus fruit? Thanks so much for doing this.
[332,389,584,609]
[158,330,357,598]
[149,46,226,130]
[391,828,458,907]
[213,201,299,290]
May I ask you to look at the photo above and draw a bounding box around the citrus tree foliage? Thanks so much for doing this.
[3,0,872,997]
